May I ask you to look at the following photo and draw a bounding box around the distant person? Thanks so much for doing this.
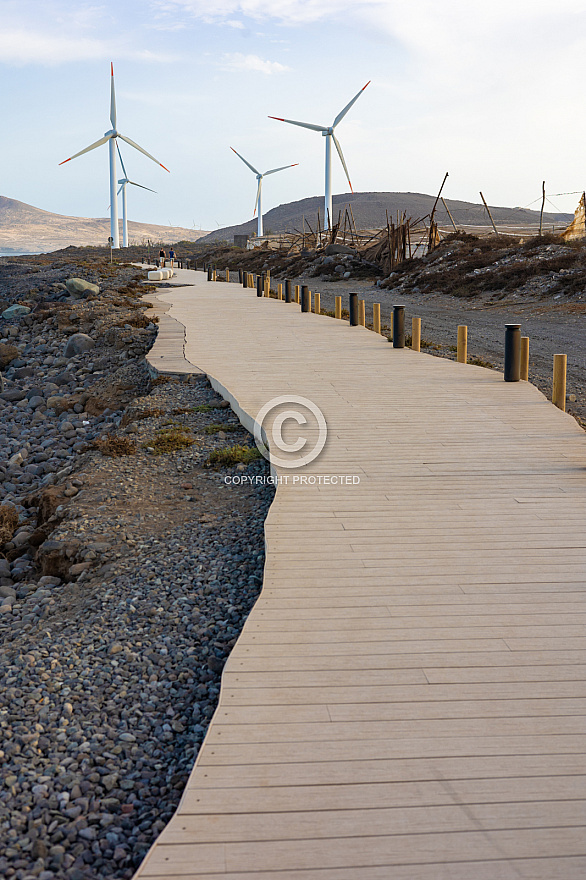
[159,248,166,268]
[169,247,175,267]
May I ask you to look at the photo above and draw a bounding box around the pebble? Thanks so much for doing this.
[0,258,275,880]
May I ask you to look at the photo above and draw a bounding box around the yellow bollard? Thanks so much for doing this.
[264,279,269,297]
[457,325,467,363]
[266,269,270,281]
[411,317,421,351]
[314,292,320,314]
[335,295,342,319]
[552,353,567,411]
[358,299,365,326]
[212,269,217,282]
[295,284,300,304]
[520,336,529,380]
[226,268,230,282]
[278,283,283,300]
[248,273,253,288]
[373,303,381,334]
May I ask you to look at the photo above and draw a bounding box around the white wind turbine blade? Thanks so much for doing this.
[332,81,370,128]
[117,184,124,196]
[268,116,326,132]
[128,181,157,193]
[253,178,262,217]
[116,141,128,180]
[118,133,170,171]
[332,133,353,192]
[110,62,117,129]
[230,147,260,176]
[263,163,299,176]
[59,134,111,165]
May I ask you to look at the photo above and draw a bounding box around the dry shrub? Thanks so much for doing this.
[0,505,19,544]
[93,435,137,456]
[148,426,194,455]
[206,445,262,467]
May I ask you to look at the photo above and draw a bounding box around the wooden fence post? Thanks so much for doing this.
[552,354,567,410]
[457,325,467,363]
[411,317,421,351]
[373,303,381,334]
[520,337,529,381]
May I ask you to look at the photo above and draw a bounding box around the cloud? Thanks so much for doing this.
[151,0,350,26]
[0,29,113,65]
[219,53,291,74]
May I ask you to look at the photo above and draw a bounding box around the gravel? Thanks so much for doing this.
[0,254,275,879]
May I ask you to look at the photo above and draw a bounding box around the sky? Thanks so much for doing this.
[2,0,586,232]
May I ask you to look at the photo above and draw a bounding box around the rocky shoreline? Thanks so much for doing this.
[0,254,273,879]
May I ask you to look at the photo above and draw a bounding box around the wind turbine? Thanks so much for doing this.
[269,82,370,231]
[116,144,156,248]
[230,148,298,237]
[59,63,169,249]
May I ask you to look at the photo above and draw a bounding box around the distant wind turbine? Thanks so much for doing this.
[230,148,298,237]
[59,63,169,249]
[116,144,156,248]
[269,82,370,231]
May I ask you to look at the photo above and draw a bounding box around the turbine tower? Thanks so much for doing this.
[116,145,156,248]
[230,148,298,237]
[269,82,370,231]
[59,63,169,249]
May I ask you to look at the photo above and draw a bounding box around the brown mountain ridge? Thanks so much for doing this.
[200,191,572,242]
[0,196,210,255]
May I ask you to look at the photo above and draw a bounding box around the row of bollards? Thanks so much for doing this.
[207,267,569,412]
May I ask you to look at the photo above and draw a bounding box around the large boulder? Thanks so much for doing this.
[64,333,95,358]
[2,304,31,319]
[65,278,100,296]
[0,342,19,369]
[325,244,357,257]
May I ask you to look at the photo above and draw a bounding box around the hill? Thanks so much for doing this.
[199,191,572,243]
[0,196,210,255]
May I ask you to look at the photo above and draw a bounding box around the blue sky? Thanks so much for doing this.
[2,0,586,231]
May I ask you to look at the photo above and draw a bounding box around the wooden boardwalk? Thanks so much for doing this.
[136,269,586,879]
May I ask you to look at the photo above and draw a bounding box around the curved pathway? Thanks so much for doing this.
[136,268,586,879]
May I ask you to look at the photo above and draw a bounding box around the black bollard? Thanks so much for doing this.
[238,268,243,283]
[207,266,212,281]
[349,292,359,326]
[301,285,311,312]
[393,305,405,348]
[285,280,292,303]
[504,324,521,382]
[256,275,263,297]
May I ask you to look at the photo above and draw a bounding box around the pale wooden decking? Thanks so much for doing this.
[136,269,586,879]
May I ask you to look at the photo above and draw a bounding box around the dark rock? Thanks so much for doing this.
[0,343,20,369]
[64,334,95,358]
[325,243,357,256]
